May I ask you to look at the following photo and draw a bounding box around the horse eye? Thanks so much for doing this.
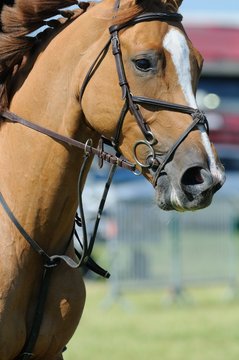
[134,58,152,72]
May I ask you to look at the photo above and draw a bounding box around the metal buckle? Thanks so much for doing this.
[111,32,120,55]
[84,138,93,156]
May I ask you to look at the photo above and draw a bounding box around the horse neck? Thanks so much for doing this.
[1,10,108,252]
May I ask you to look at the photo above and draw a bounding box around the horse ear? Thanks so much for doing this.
[173,0,183,8]
[166,0,183,9]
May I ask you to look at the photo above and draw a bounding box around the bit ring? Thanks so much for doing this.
[133,139,155,168]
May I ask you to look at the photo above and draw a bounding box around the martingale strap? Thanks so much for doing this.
[0,187,111,277]
[0,191,80,269]
[18,268,53,360]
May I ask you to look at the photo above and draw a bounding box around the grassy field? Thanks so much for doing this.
[64,281,239,360]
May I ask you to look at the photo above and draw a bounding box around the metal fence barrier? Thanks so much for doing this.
[105,196,239,301]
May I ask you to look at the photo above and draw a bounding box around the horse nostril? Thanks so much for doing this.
[181,166,214,196]
[181,166,204,186]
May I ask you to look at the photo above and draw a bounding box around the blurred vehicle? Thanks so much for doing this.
[197,76,239,145]
[186,25,239,145]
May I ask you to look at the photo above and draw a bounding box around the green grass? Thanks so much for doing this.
[64,282,239,360]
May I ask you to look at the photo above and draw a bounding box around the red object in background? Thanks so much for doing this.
[209,115,239,144]
[186,26,239,146]
[186,27,239,62]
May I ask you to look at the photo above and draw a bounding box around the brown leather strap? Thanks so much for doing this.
[109,12,183,34]
[0,110,136,171]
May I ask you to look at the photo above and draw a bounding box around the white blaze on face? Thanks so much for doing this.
[163,28,220,178]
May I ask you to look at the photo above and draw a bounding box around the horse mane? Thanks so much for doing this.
[0,0,91,110]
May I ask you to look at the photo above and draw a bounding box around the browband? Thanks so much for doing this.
[109,12,183,33]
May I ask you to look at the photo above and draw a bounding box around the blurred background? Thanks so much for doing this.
[66,1,239,359]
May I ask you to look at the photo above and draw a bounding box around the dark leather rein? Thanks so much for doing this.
[0,11,208,359]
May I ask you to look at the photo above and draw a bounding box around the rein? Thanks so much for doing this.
[0,10,209,360]
[0,110,135,171]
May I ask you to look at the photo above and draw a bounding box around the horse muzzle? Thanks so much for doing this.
[154,163,226,211]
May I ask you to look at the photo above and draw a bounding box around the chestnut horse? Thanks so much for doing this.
[0,0,225,359]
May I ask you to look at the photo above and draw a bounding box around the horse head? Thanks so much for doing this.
[79,0,225,211]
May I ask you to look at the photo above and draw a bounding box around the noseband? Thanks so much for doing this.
[80,11,208,187]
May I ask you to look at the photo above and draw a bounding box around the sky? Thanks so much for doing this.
[180,0,239,27]
[92,0,239,11]
[181,0,239,12]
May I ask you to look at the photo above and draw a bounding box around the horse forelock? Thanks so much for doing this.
[111,0,180,26]
[0,0,91,110]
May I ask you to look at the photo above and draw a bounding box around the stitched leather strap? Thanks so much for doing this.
[0,110,135,171]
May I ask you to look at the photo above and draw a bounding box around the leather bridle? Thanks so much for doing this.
[80,12,208,187]
[0,10,209,360]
